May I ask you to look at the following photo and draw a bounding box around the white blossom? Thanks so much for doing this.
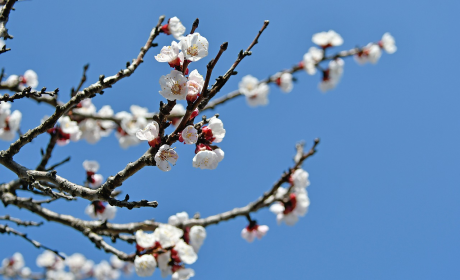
[154,144,179,172]
[168,211,189,226]
[66,253,86,272]
[85,202,117,220]
[380,32,397,54]
[270,189,310,226]
[179,33,209,62]
[36,250,64,270]
[155,41,181,66]
[189,225,206,253]
[135,230,156,250]
[46,270,75,280]
[238,75,270,107]
[94,260,120,280]
[354,43,382,65]
[0,110,21,141]
[157,251,172,278]
[303,47,324,75]
[241,224,269,242]
[83,160,99,173]
[181,125,198,144]
[292,168,310,190]
[0,102,11,128]
[97,105,115,136]
[153,224,184,248]
[57,116,82,145]
[312,30,343,47]
[115,111,147,149]
[319,58,344,93]
[130,105,149,118]
[186,69,204,102]
[276,72,293,93]
[172,268,195,280]
[214,148,224,163]
[203,116,226,143]
[134,255,156,277]
[73,98,96,115]
[170,104,186,116]
[136,121,160,145]
[159,70,188,101]
[192,150,219,170]
[173,239,198,265]
[166,17,186,40]
[22,69,39,89]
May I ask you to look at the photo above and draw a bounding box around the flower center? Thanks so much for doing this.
[186,44,199,56]
[171,83,182,95]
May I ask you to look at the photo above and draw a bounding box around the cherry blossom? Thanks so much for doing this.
[153,224,184,248]
[214,148,225,163]
[135,230,156,250]
[74,98,96,115]
[275,72,294,93]
[269,189,310,226]
[50,116,82,145]
[94,260,120,280]
[154,144,179,172]
[85,201,117,220]
[134,254,157,277]
[192,150,219,170]
[168,211,190,226]
[238,75,270,107]
[180,125,198,144]
[136,121,161,147]
[66,253,86,272]
[380,32,397,54]
[155,41,181,67]
[0,102,11,127]
[354,43,382,65]
[36,250,65,270]
[312,30,343,48]
[78,105,115,144]
[173,239,198,264]
[159,70,188,101]
[1,253,25,277]
[319,58,344,92]
[179,33,209,62]
[172,268,195,280]
[161,17,186,40]
[241,222,269,242]
[0,109,21,141]
[115,110,147,149]
[291,168,310,190]
[189,226,206,253]
[186,69,204,102]
[302,46,324,75]
[202,116,226,143]
[83,160,103,188]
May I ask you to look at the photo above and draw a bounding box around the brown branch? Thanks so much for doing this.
[71,64,89,97]
[0,0,18,40]
[183,138,319,228]
[0,15,165,159]
[0,215,43,227]
[36,133,59,171]
[0,223,65,259]
[0,86,59,103]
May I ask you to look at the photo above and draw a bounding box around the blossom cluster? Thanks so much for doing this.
[0,251,132,280]
[0,101,21,141]
[134,212,206,279]
[268,168,311,225]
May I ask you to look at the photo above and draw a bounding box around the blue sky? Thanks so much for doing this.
[1,0,459,279]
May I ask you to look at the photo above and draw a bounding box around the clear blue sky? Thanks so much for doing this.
[1,0,459,279]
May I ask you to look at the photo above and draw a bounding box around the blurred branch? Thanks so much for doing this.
[0,215,43,227]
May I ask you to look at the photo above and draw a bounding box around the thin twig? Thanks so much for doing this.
[0,215,43,227]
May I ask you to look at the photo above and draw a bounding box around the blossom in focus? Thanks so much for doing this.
[154,144,179,172]
[159,70,188,101]
[270,189,310,226]
[180,125,198,144]
[48,116,82,146]
[186,69,204,102]
[161,17,186,40]
[134,255,157,277]
[319,58,344,92]
[179,33,209,62]
[302,46,324,75]
[153,224,184,248]
[85,201,117,220]
[0,110,21,141]
[312,30,343,48]
[354,43,382,65]
[238,75,270,107]
[192,150,219,170]
[275,72,293,93]
[241,222,269,242]
[155,41,181,67]
[136,121,161,147]
[173,239,198,265]
[380,32,397,54]
[201,116,226,143]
